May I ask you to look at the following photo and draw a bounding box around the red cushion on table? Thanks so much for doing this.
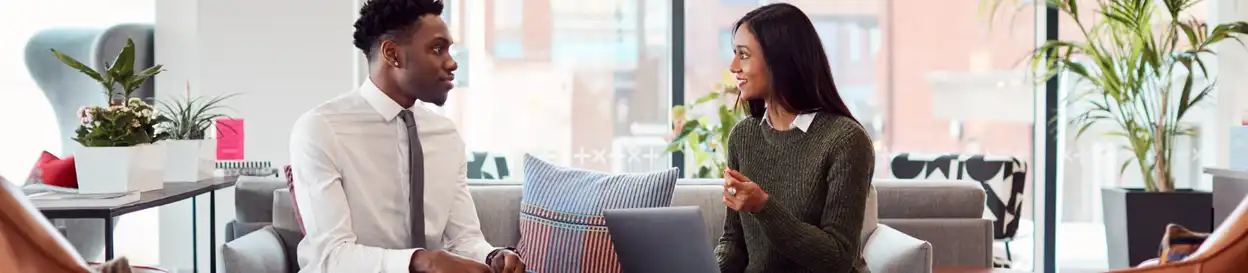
[285,165,306,234]
[28,151,78,189]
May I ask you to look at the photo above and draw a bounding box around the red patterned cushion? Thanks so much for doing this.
[28,151,78,189]
[285,165,306,234]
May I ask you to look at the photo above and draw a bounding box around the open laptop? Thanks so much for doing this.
[604,206,719,273]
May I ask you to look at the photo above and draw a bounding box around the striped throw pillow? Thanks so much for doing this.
[517,154,679,273]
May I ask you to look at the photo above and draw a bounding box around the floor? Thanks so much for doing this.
[999,221,1111,272]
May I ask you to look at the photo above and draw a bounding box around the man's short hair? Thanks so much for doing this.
[351,0,444,61]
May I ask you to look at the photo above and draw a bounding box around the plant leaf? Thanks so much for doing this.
[50,49,103,82]
[693,91,721,105]
[107,38,137,79]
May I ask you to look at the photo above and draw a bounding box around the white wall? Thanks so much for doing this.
[156,0,361,270]
[1215,0,1248,172]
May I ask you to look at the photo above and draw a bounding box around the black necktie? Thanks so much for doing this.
[398,110,426,248]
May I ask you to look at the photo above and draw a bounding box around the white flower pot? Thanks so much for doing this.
[164,140,217,182]
[74,143,166,194]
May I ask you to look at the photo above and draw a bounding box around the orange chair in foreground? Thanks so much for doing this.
[1107,195,1248,273]
[0,175,93,273]
[0,176,143,273]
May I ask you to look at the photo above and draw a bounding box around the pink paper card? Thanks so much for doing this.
[216,118,245,160]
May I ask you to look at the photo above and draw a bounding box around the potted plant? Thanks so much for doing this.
[987,0,1248,268]
[668,71,747,179]
[158,82,238,182]
[52,38,169,194]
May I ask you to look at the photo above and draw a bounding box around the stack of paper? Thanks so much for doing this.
[26,191,141,208]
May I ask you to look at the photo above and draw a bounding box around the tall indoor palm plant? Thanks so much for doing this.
[991,0,1248,192]
[987,0,1248,267]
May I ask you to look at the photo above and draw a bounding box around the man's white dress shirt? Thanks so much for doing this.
[290,78,495,273]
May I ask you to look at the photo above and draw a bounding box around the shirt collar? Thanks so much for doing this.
[359,77,420,122]
[761,110,817,132]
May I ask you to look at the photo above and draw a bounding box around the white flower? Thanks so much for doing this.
[131,119,141,128]
[78,106,96,124]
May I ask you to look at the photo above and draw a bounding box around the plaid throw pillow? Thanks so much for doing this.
[517,154,678,273]
[1159,223,1210,264]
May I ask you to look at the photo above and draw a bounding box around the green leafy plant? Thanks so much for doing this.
[986,0,1248,192]
[74,98,169,147]
[51,38,164,106]
[159,83,239,140]
[668,73,747,178]
[52,37,169,147]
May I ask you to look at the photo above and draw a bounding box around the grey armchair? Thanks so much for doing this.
[22,23,156,262]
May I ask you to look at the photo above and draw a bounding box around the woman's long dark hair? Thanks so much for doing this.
[734,3,857,124]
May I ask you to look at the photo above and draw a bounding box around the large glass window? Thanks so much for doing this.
[441,0,672,176]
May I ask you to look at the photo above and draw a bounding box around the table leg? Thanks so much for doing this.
[210,190,216,273]
[104,217,114,261]
[193,196,198,273]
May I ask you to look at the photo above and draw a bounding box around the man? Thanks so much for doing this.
[289,0,525,272]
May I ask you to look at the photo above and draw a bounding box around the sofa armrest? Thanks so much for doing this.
[864,224,933,273]
[226,220,272,243]
[881,218,993,268]
[222,226,291,273]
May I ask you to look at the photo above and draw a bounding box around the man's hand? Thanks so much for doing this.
[410,249,491,273]
[488,249,526,273]
[722,168,769,213]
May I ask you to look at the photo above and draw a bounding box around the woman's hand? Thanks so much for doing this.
[722,168,769,213]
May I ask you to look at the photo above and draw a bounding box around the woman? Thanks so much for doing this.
[716,3,876,273]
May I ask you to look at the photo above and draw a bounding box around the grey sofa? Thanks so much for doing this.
[222,177,991,273]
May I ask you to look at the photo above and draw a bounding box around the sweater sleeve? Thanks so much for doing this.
[750,128,874,272]
[715,128,749,273]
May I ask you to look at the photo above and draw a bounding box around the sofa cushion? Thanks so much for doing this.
[669,184,726,244]
[235,176,287,223]
[469,184,523,246]
[875,180,985,219]
[1159,223,1210,263]
[516,154,679,273]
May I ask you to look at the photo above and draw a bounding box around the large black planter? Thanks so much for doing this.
[1102,188,1212,269]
